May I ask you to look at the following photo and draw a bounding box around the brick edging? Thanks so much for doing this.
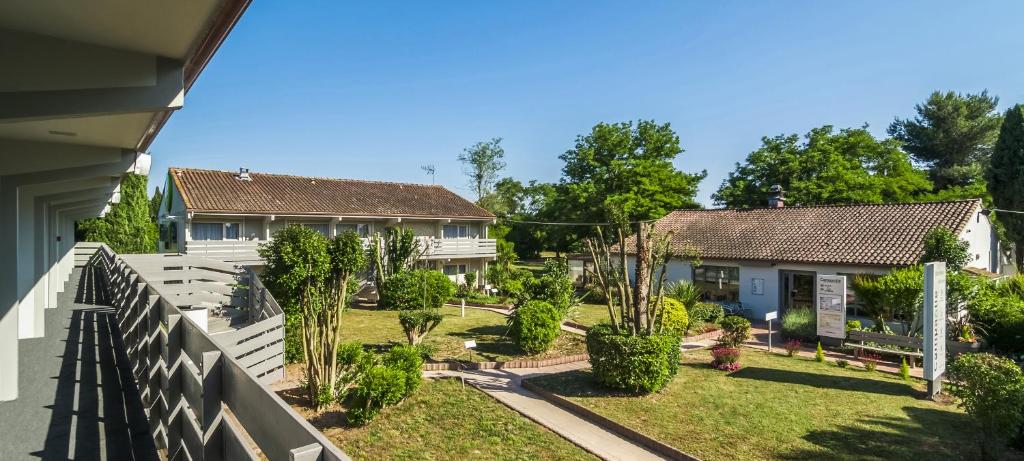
[521,379,701,461]
[563,320,590,331]
[422,354,590,371]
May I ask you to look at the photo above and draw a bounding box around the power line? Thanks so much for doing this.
[990,208,1024,215]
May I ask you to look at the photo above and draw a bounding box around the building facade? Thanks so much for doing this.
[158,168,497,285]
[630,199,1002,320]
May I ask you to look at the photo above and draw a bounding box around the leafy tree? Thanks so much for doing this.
[555,120,705,250]
[989,104,1024,269]
[874,265,925,336]
[369,227,422,302]
[889,90,1002,192]
[79,173,158,253]
[258,226,367,409]
[921,227,972,272]
[947,353,1024,460]
[149,186,163,221]
[458,137,506,201]
[481,178,557,259]
[713,126,932,207]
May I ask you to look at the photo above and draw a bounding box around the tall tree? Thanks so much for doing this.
[713,126,932,208]
[78,173,158,253]
[888,90,1002,192]
[458,137,506,201]
[989,104,1024,269]
[149,186,163,221]
[554,120,705,250]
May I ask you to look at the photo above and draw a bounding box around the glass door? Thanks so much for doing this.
[780,271,816,315]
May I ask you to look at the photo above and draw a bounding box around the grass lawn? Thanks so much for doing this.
[530,349,1022,461]
[568,303,612,327]
[341,305,586,362]
[285,378,597,461]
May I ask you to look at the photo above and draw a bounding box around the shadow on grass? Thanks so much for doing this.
[728,366,924,398]
[777,406,995,460]
[444,325,521,359]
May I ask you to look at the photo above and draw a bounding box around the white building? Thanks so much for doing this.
[158,167,497,285]
[632,199,1001,320]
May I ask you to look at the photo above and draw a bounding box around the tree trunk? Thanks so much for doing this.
[633,223,651,334]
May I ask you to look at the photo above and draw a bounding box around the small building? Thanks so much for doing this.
[636,198,1001,320]
[157,167,497,285]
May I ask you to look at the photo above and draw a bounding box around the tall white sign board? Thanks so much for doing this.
[923,262,947,396]
[816,275,846,339]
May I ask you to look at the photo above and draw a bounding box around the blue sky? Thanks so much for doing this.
[150,1,1024,207]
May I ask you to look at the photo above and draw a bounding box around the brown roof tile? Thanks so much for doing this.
[170,168,495,219]
[631,199,982,267]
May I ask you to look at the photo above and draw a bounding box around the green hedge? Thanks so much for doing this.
[379,269,455,310]
[659,297,689,336]
[781,307,817,341]
[586,324,681,393]
[510,300,561,355]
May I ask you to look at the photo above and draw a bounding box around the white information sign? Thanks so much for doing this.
[816,275,847,339]
[464,340,477,349]
[765,311,778,321]
[924,262,947,384]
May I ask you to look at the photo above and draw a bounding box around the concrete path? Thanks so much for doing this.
[0,267,158,461]
[426,363,670,461]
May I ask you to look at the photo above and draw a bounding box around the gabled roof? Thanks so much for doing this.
[641,199,983,267]
[169,168,495,219]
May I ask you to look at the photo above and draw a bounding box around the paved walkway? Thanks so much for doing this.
[0,267,158,461]
[426,363,670,461]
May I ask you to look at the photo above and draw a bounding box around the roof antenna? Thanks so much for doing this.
[421,164,435,184]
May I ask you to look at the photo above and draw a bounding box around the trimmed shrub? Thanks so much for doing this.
[535,258,576,318]
[379,269,456,310]
[586,324,681,393]
[782,308,816,341]
[947,353,1024,458]
[659,297,689,337]
[711,346,741,371]
[899,357,910,381]
[845,320,862,332]
[689,302,725,325]
[718,315,751,347]
[347,364,407,425]
[836,359,849,368]
[815,342,825,362]
[382,345,424,397]
[398,308,444,345]
[509,300,561,355]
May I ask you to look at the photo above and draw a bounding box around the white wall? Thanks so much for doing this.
[958,206,995,273]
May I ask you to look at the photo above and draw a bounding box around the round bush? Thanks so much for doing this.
[689,302,725,325]
[659,297,689,336]
[510,300,561,355]
[586,324,682,393]
[781,307,816,341]
[347,364,406,425]
[718,315,751,347]
[383,345,424,397]
[379,269,455,310]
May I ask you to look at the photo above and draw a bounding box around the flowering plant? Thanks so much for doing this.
[783,339,801,357]
[860,352,882,372]
[711,346,741,371]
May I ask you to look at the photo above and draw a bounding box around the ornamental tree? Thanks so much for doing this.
[921,227,972,272]
[79,173,158,253]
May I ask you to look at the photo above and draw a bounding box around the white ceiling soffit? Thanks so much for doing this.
[0,113,155,149]
[0,0,223,59]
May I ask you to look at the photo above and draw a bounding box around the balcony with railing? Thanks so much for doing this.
[185,236,498,263]
[0,242,353,460]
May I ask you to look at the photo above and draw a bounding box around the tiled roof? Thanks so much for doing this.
[633,200,983,267]
[169,168,495,219]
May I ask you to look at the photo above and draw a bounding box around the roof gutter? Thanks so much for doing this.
[136,0,252,152]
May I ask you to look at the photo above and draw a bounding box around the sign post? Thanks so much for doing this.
[816,275,847,347]
[923,262,947,399]
[765,310,778,352]
[461,298,466,318]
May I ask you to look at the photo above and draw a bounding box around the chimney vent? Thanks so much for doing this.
[237,167,251,181]
[768,184,785,208]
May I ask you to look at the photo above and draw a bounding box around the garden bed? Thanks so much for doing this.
[341,305,586,363]
[528,349,1021,461]
[279,378,598,461]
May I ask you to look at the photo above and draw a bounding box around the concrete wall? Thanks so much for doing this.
[958,205,995,273]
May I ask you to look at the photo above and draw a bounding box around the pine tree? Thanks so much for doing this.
[989,104,1024,269]
[79,174,158,253]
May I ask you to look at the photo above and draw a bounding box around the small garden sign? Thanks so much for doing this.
[923,261,946,397]
[816,275,846,344]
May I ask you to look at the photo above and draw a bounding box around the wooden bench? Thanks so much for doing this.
[846,330,981,368]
